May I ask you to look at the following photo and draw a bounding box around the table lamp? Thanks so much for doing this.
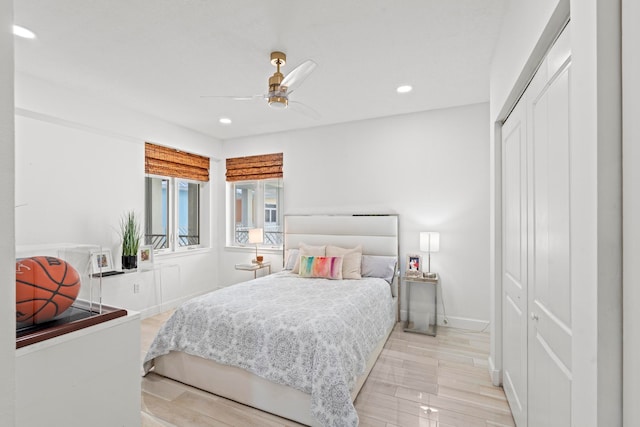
[248,228,264,263]
[420,231,440,278]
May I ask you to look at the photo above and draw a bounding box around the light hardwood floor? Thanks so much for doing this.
[141,311,515,427]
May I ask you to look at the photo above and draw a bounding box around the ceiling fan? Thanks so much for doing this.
[203,51,318,113]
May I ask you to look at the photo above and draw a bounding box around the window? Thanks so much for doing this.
[226,153,283,248]
[145,177,200,250]
[145,142,209,252]
[232,178,283,246]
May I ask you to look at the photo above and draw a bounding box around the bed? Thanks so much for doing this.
[143,214,399,426]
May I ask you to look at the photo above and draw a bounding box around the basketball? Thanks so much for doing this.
[16,256,82,324]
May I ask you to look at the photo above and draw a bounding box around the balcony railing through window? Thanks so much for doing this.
[235,227,283,246]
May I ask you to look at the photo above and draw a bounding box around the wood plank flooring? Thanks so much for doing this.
[141,311,515,426]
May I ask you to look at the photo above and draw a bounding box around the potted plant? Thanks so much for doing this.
[119,211,141,270]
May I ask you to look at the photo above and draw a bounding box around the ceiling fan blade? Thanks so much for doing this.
[280,60,317,94]
[289,100,321,120]
[200,94,266,101]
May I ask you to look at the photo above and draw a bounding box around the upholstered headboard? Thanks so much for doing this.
[284,214,399,257]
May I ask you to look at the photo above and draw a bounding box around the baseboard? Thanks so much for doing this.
[399,311,489,332]
[437,314,490,332]
[488,355,502,386]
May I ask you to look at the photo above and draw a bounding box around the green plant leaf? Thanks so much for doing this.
[119,210,142,256]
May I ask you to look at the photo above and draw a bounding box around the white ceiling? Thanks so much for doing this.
[13,0,507,140]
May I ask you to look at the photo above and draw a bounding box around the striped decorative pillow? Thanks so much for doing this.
[298,255,343,280]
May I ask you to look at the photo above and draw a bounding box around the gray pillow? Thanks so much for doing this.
[361,255,397,284]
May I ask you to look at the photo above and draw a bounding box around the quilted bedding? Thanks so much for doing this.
[143,271,395,427]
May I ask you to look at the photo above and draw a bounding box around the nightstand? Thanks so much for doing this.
[403,273,439,336]
[235,261,271,278]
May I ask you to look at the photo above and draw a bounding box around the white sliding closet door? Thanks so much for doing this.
[502,99,528,427]
[501,26,571,427]
[526,28,572,427]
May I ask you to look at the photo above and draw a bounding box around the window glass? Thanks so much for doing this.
[177,180,200,247]
[231,179,283,247]
[234,182,257,244]
[145,177,169,249]
[263,179,283,246]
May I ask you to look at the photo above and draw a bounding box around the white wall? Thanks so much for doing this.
[14,74,224,314]
[0,1,15,424]
[219,103,491,329]
[489,0,622,425]
[622,1,640,425]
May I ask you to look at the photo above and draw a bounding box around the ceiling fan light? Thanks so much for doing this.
[268,96,288,109]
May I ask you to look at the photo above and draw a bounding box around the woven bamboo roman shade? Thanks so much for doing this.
[145,142,210,182]
[225,152,283,182]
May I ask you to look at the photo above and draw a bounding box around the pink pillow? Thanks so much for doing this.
[298,256,343,280]
[292,243,326,274]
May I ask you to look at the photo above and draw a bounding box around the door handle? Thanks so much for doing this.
[530,312,539,321]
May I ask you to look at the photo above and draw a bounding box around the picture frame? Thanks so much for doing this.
[138,245,154,269]
[406,254,422,278]
[90,249,115,275]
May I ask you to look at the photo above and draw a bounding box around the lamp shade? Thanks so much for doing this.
[420,232,440,253]
[248,228,264,244]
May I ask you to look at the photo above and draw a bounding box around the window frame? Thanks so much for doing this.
[146,173,204,254]
[228,178,283,249]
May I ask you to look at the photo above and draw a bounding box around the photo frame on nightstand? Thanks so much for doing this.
[405,254,422,278]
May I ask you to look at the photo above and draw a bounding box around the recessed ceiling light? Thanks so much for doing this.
[219,117,232,125]
[396,85,413,94]
[13,25,36,39]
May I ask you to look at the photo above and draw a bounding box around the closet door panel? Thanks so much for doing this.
[528,331,572,427]
[527,26,572,426]
[502,102,528,427]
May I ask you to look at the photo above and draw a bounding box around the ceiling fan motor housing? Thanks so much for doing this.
[268,73,288,108]
[268,51,288,108]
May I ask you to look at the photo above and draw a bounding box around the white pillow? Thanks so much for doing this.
[326,245,362,279]
[292,243,326,274]
[284,249,299,270]
[361,255,397,284]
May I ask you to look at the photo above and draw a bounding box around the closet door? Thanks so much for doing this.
[526,29,572,427]
[502,100,528,427]
[501,26,572,427]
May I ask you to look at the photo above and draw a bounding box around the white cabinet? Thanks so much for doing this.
[16,313,141,427]
[14,243,141,426]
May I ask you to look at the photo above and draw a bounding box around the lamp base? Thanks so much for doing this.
[252,256,264,264]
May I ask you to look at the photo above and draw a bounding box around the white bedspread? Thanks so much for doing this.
[143,271,395,427]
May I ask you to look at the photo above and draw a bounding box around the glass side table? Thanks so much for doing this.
[403,273,439,336]
[235,262,272,278]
